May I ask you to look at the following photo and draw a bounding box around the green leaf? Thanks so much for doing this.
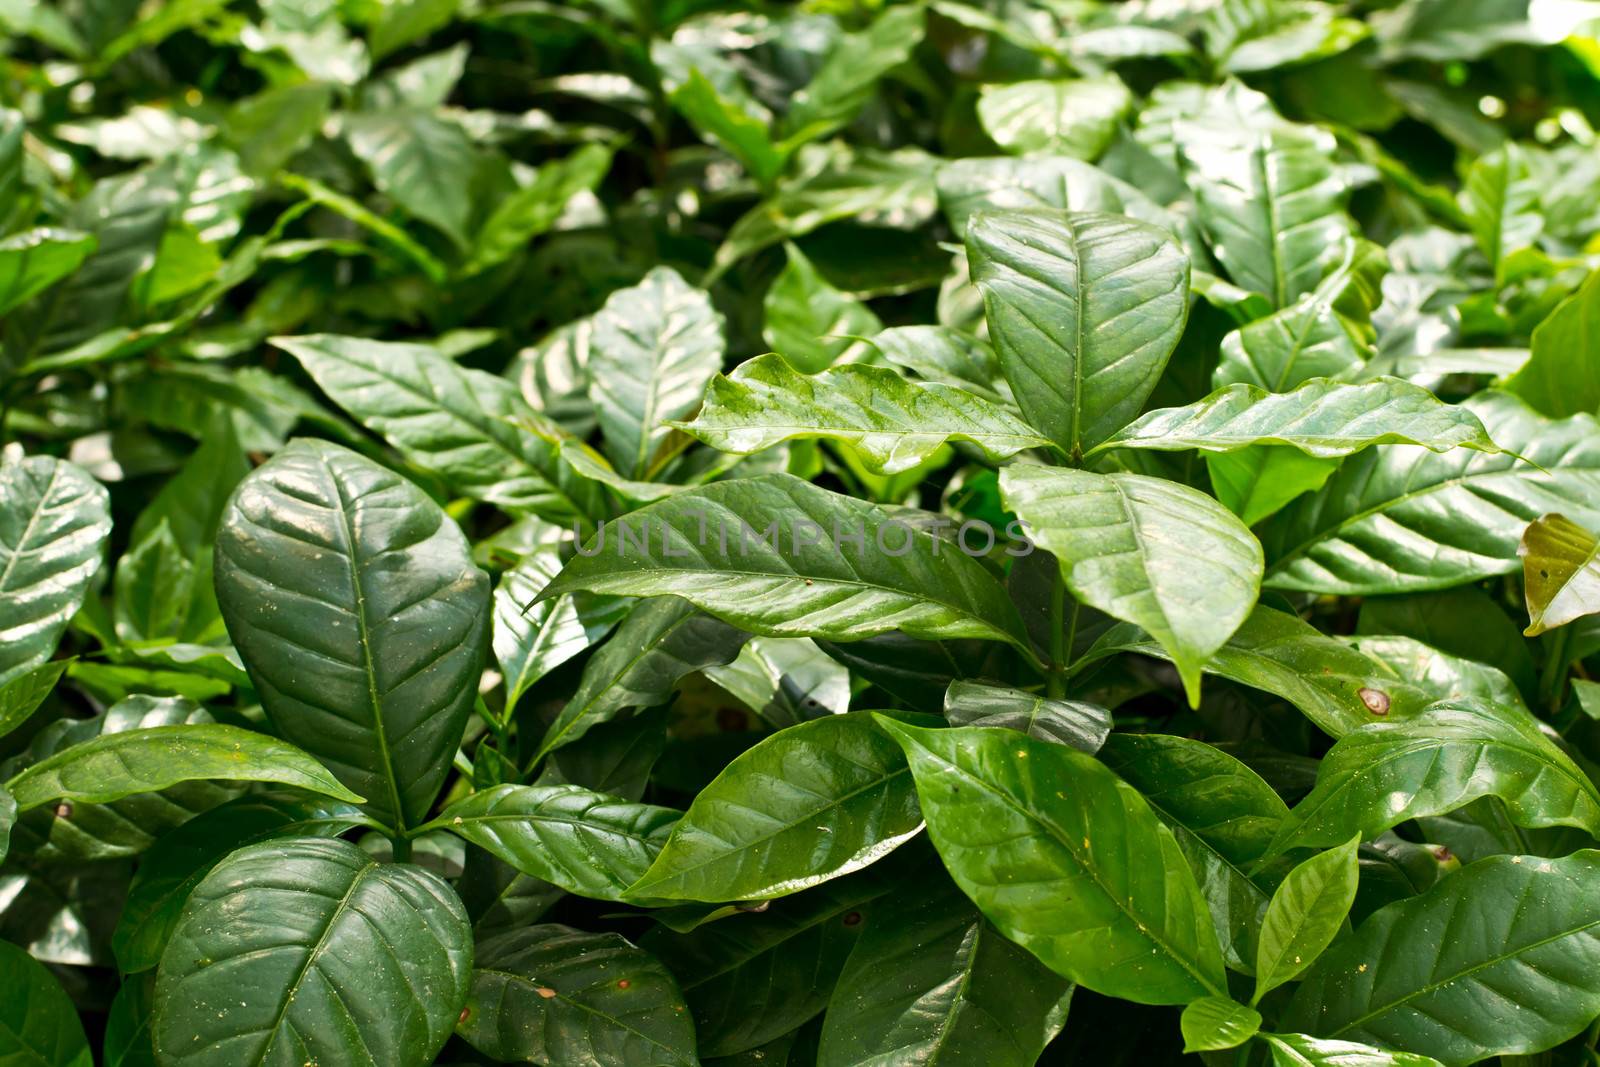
[1085,606,1435,738]
[674,354,1052,475]
[0,658,71,742]
[0,939,93,1067]
[343,109,480,249]
[1262,1032,1444,1067]
[274,334,601,522]
[226,82,332,177]
[469,142,614,273]
[967,208,1190,459]
[0,779,11,864]
[539,474,1034,655]
[214,439,491,831]
[1505,268,1600,418]
[977,77,1133,160]
[643,866,899,1055]
[1460,142,1541,284]
[937,155,1179,244]
[876,718,1228,1004]
[105,974,156,1067]
[1209,447,1340,527]
[1096,378,1499,459]
[671,69,785,186]
[0,454,112,688]
[1182,120,1352,309]
[701,637,850,729]
[534,596,749,762]
[1269,700,1600,854]
[1286,850,1600,1063]
[1001,466,1263,705]
[458,925,698,1067]
[590,267,726,479]
[943,679,1111,752]
[0,228,96,315]
[5,723,362,810]
[866,325,1010,405]
[493,549,627,717]
[1519,513,1600,636]
[761,243,880,373]
[1098,732,1287,974]
[1263,392,1600,595]
[1213,268,1376,391]
[153,837,472,1067]
[1203,0,1369,74]
[1254,835,1360,1003]
[1348,634,1525,712]
[278,172,447,282]
[626,712,927,903]
[816,878,1073,1067]
[779,4,924,145]
[429,784,680,902]
[368,0,458,59]
[112,793,364,975]
[1180,996,1262,1052]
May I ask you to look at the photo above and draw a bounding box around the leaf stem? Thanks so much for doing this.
[1540,626,1573,713]
[389,834,412,863]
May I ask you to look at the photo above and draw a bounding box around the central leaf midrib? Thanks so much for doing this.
[324,455,409,832]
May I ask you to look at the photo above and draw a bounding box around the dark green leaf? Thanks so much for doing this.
[0,228,97,315]
[967,208,1190,459]
[214,439,491,830]
[429,784,680,902]
[943,679,1110,752]
[1287,850,1600,1063]
[0,939,93,1066]
[1269,700,1600,854]
[153,837,472,1067]
[459,925,697,1067]
[877,718,1228,1004]
[627,713,927,903]
[1505,268,1600,418]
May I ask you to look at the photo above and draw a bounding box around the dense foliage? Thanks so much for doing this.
[5,0,1600,1064]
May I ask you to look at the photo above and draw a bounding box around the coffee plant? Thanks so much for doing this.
[5,0,1600,1064]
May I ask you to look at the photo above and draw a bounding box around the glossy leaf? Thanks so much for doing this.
[343,109,478,248]
[1519,513,1600,636]
[627,713,927,902]
[877,718,1228,1004]
[1262,1033,1444,1067]
[539,475,1034,655]
[1505,268,1600,418]
[1209,447,1340,526]
[590,266,726,479]
[493,547,627,717]
[469,142,614,273]
[534,596,749,762]
[937,155,1178,242]
[4,723,362,810]
[0,227,96,315]
[1099,732,1287,974]
[1263,392,1600,594]
[780,4,924,144]
[458,925,698,1067]
[112,793,365,975]
[429,784,679,902]
[1180,996,1261,1052]
[153,837,472,1067]
[1254,835,1360,1002]
[1096,378,1499,459]
[967,208,1190,459]
[816,878,1072,1067]
[1001,465,1263,705]
[0,939,93,1067]
[275,333,600,522]
[1287,851,1600,1063]
[0,658,71,742]
[214,438,491,830]
[761,244,880,373]
[1460,142,1541,283]
[0,453,112,688]
[1268,700,1600,854]
[674,354,1052,475]
[942,679,1110,752]
[1182,120,1352,308]
[976,77,1133,160]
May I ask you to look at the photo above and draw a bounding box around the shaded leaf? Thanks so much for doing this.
[943,679,1110,752]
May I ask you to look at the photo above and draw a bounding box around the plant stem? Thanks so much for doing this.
[1540,626,1573,713]
[1048,570,1077,699]
[389,835,412,863]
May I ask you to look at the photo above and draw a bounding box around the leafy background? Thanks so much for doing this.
[5,0,1600,1065]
